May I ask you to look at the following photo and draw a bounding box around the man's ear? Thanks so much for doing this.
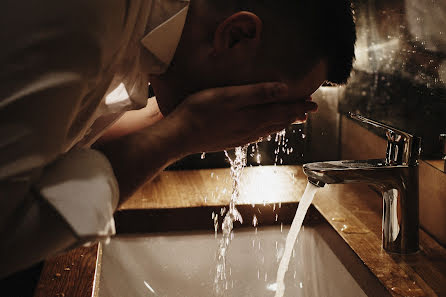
[213,11,262,53]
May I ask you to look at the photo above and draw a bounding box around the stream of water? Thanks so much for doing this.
[274,182,319,297]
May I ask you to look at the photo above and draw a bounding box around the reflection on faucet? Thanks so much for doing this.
[383,188,400,243]
[303,114,421,254]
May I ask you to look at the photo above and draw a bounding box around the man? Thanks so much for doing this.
[0,0,355,277]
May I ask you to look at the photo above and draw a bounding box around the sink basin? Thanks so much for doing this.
[97,205,390,297]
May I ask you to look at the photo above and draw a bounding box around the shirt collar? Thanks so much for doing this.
[141,0,190,75]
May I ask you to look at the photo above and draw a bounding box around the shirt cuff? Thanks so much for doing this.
[36,149,119,240]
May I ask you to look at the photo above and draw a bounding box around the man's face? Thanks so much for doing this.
[282,59,328,102]
[151,57,328,116]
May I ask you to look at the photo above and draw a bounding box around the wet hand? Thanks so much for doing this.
[165,82,318,154]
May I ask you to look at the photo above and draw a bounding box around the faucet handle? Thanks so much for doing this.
[349,113,421,166]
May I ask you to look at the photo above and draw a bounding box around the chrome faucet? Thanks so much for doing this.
[303,114,422,254]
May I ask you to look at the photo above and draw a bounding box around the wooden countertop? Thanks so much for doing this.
[35,165,446,297]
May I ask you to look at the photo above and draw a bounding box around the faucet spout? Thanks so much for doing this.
[303,159,419,254]
[303,114,421,254]
[304,159,401,187]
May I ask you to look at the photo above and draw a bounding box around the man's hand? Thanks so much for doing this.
[165,82,318,154]
[96,82,318,202]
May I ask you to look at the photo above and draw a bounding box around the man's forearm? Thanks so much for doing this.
[95,116,184,204]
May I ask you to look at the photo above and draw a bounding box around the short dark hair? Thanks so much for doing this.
[210,0,356,85]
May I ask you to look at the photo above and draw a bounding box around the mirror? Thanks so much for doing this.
[338,0,446,172]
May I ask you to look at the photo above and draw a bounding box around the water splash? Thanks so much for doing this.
[252,215,258,227]
[214,145,248,293]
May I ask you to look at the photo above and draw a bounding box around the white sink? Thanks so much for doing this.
[97,217,386,297]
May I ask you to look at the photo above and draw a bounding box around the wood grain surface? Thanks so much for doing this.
[121,165,308,210]
[34,245,98,297]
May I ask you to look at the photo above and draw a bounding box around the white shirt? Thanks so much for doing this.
[0,0,189,277]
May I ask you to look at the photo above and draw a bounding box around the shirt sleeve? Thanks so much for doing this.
[0,9,120,277]
[36,148,119,239]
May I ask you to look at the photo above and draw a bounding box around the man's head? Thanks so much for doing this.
[150,0,356,115]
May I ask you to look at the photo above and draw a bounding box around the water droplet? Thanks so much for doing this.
[252,215,258,227]
[391,287,425,296]
[267,283,278,291]
[341,225,370,234]
[331,217,346,222]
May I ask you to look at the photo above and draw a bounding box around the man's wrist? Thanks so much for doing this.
[94,116,188,201]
